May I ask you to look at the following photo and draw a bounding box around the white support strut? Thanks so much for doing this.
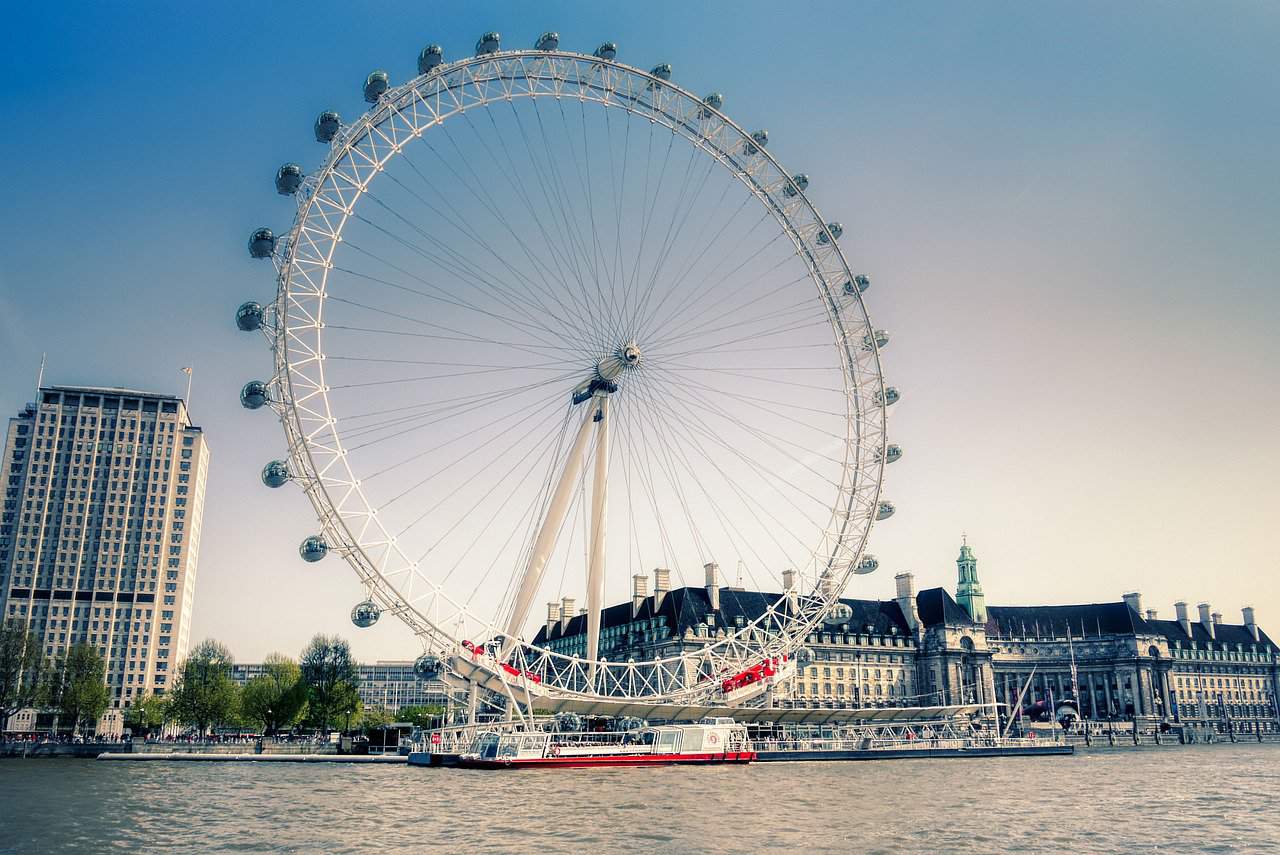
[503,404,598,653]
[585,397,610,680]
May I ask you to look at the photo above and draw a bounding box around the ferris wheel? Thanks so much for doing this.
[236,30,899,708]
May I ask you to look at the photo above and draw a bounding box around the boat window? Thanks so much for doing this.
[656,729,681,752]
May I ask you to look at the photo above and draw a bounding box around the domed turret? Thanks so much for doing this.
[364,70,389,103]
[783,173,809,198]
[275,163,303,195]
[351,599,381,628]
[876,386,900,407]
[247,227,275,259]
[535,32,559,51]
[817,222,843,245]
[699,92,723,118]
[240,380,269,410]
[856,554,879,575]
[650,63,672,81]
[884,444,902,464]
[235,301,263,332]
[261,460,290,488]
[862,329,889,350]
[475,32,501,55]
[418,44,444,74]
[745,129,769,156]
[413,654,443,680]
[299,535,328,562]
[314,111,341,143]
[876,501,895,521]
[593,42,618,60]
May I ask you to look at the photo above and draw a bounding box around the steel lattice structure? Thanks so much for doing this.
[239,36,897,707]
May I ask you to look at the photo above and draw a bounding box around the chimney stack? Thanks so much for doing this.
[895,572,919,634]
[546,602,560,635]
[1145,609,1158,621]
[560,596,576,631]
[1175,601,1191,638]
[632,574,649,617]
[653,568,671,611]
[781,569,798,613]
[704,562,720,612]
[1197,603,1214,639]
[1122,592,1142,615]
[1243,606,1259,641]
[1212,611,1223,627]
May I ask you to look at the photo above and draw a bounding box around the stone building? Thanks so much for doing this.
[532,544,1280,733]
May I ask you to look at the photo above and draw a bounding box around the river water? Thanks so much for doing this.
[2,743,1278,854]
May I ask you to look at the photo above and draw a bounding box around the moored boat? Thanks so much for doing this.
[458,719,754,769]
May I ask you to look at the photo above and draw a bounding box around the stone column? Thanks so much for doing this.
[1158,668,1172,720]
[1104,672,1116,717]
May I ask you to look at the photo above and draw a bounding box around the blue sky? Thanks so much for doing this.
[1,2,1277,661]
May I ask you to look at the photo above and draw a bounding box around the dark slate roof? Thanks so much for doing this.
[916,587,973,626]
[532,585,910,644]
[985,602,1147,638]
[1144,618,1278,651]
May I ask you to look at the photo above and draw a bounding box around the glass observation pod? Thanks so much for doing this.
[817,222,843,245]
[351,599,381,627]
[418,44,444,74]
[863,330,890,350]
[235,301,263,332]
[314,111,341,143]
[261,460,290,488]
[876,502,895,521]
[856,555,879,575]
[842,274,871,296]
[535,32,559,51]
[884,444,903,464]
[745,129,769,155]
[699,92,723,119]
[783,173,809,197]
[475,32,501,55]
[877,387,900,407]
[275,163,303,195]
[299,535,328,562]
[593,42,618,60]
[247,227,275,259]
[364,70,390,103]
[240,380,268,409]
[413,654,443,679]
[650,63,672,81]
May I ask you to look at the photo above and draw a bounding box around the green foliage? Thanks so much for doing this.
[299,634,360,731]
[360,705,394,734]
[241,653,308,734]
[124,692,170,736]
[0,620,48,721]
[168,639,240,735]
[46,643,110,734]
[396,704,445,729]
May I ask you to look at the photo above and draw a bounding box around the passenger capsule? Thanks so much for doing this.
[885,444,903,464]
[876,386,901,407]
[418,44,444,74]
[364,70,390,103]
[261,460,290,489]
[862,329,889,350]
[650,63,672,81]
[853,274,871,293]
[699,92,723,118]
[856,554,879,575]
[413,654,443,680]
[783,173,809,198]
[744,129,769,155]
[795,647,815,669]
[876,501,896,521]
[535,32,559,51]
[235,301,263,332]
[475,31,501,55]
[300,535,329,563]
[240,380,269,410]
[351,599,381,628]
[314,111,341,143]
[817,222,844,245]
[593,42,618,60]
[247,227,275,259]
[274,163,303,195]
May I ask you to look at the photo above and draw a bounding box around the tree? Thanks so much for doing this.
[299,634,360,732]
[396,704,445,729]
[123,692,170,738]
[241,653,308,734]
[46,643,110,736]
[0,621,47,727]
[168,639,239,736]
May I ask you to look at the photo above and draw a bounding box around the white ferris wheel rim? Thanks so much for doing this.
[262,47,888,702]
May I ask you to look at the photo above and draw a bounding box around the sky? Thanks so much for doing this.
[1,2,1277,663]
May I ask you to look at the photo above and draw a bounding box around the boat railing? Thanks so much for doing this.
[751,734,1060,753]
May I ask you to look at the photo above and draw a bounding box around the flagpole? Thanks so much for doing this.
[181,367,194,411]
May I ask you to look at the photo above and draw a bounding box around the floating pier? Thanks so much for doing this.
[97,752,407,763]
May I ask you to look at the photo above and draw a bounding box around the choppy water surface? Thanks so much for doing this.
[2,744,1278,854]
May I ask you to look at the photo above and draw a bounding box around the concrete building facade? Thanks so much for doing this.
[0,385,209,731]
[231,660,448,716]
